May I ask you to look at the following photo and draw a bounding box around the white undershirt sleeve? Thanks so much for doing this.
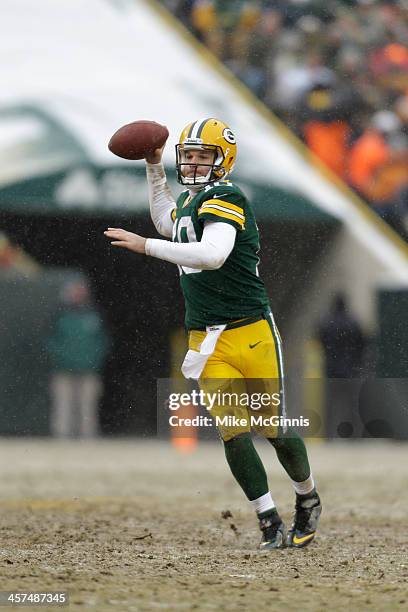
[145,161,176,238]
[145,222,236,270]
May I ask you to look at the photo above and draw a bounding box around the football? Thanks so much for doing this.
[108,120,169,160]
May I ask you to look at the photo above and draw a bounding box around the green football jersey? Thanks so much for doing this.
[172,180,270,330]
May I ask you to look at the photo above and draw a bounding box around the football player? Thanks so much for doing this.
[104,118,322,549]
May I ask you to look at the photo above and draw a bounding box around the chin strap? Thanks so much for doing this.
[181,168,229,188]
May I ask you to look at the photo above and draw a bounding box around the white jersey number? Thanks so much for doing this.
[173,215,201,275]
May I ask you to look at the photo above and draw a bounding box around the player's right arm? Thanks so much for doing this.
[145,146,176,239]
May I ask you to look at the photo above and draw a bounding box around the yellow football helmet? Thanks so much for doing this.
[176,118,237,186]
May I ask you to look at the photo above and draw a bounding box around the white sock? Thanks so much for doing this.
[292,474,315,496]
[250,492,275,515]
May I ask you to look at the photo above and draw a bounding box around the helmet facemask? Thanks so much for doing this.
[176,143,226,187]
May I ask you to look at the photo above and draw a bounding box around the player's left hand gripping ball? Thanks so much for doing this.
[104,228,147,254]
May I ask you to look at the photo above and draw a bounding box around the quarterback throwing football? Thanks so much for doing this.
[105,118,322,549]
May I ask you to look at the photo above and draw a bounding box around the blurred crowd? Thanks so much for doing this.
[0,231,39,274]
[162,0,408,237]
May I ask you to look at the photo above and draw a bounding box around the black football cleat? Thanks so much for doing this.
[287,491,322,548]
[258,512,286,550]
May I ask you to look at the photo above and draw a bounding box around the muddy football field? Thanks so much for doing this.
[0,439,407,611]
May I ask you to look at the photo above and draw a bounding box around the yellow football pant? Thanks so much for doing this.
[188,314,285,441]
